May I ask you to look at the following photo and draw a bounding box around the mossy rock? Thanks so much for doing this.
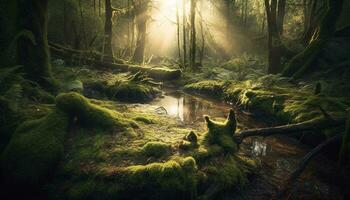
[107,82,160,102]
[1,109,70,186]
[85,79,160,103]
[184,80,227,98]
[202,109,238,153]
[141,141,172,158]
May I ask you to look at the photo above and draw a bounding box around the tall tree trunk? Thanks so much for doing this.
[133,0,149,64]
[190,0,197,70]
[176,1,181,61]
[103,0,114,62]
[244,0,248,29]
[302,0,319,44]
[199,0,205,66]
[283,0,344,78]
[182,0,188,68]
[265,0,283,74]
[17,0,53,88]
[276,0,286,34]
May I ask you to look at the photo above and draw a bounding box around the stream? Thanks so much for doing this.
[148,88,342,200]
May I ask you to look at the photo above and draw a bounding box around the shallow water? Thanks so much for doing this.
[148,89,342,200]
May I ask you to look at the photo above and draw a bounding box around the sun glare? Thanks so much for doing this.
[146,0,235,59]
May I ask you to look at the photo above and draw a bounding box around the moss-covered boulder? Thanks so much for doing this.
[201,109,238,153]
[184,80,227,98]
[1,109,70,186]
[106,82,160,102]
[85,80,160,102]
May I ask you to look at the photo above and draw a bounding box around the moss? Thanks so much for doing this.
[184,80,227,98]
[23,84,55,103]
[107,82,160,102]
[201,109,237,153]
[113,158,197,200]
[202,156,249,188]
[56,92,134,129]
[1,109,70,186]
[133,116,154,124]
[141,142,172,158]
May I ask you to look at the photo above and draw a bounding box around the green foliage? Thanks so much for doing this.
[141,142,172,158]
[221,54,266,81]
[1,109,70,186]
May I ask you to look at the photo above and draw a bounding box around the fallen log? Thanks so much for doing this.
[49,42,182,81]
[236,117,346,142]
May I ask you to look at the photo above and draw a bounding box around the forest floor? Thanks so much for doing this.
[1,60,349,200]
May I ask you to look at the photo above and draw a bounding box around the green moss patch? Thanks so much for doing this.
[184,80,227,98]
[56,92,134,129]
[1,109,70,186]
[141,142,172,158]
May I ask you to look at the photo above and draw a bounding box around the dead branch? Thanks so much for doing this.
[235,117,346,143]
[274,133,343,199]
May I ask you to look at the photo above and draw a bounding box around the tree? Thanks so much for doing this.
[189,0,197,70]
[182,0,188,68]
[264,0,287,74]
[276,0,286,34]
[17,0,54,88]
[283,0,344,78]
[132,0,149,64]
[102,0,114,62]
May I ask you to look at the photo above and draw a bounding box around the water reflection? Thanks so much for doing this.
[150,90,230,123]
[252,139,267,156]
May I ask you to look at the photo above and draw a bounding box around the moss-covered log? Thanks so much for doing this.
[50,43,182,81]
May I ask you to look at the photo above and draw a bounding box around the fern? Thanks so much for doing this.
[3,84,23,111]
[0,65,22,84]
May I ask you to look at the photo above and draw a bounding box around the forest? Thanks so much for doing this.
[0,0,349,199]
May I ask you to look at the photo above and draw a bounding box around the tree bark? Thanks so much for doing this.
[265,0,283,74]
[103,0,114,62]
[133,0,149,64]
[176,1,182,61]
[276,0,286,34]
[17,0,53,88]
[190,0,197,70]
[182,0,188,68]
